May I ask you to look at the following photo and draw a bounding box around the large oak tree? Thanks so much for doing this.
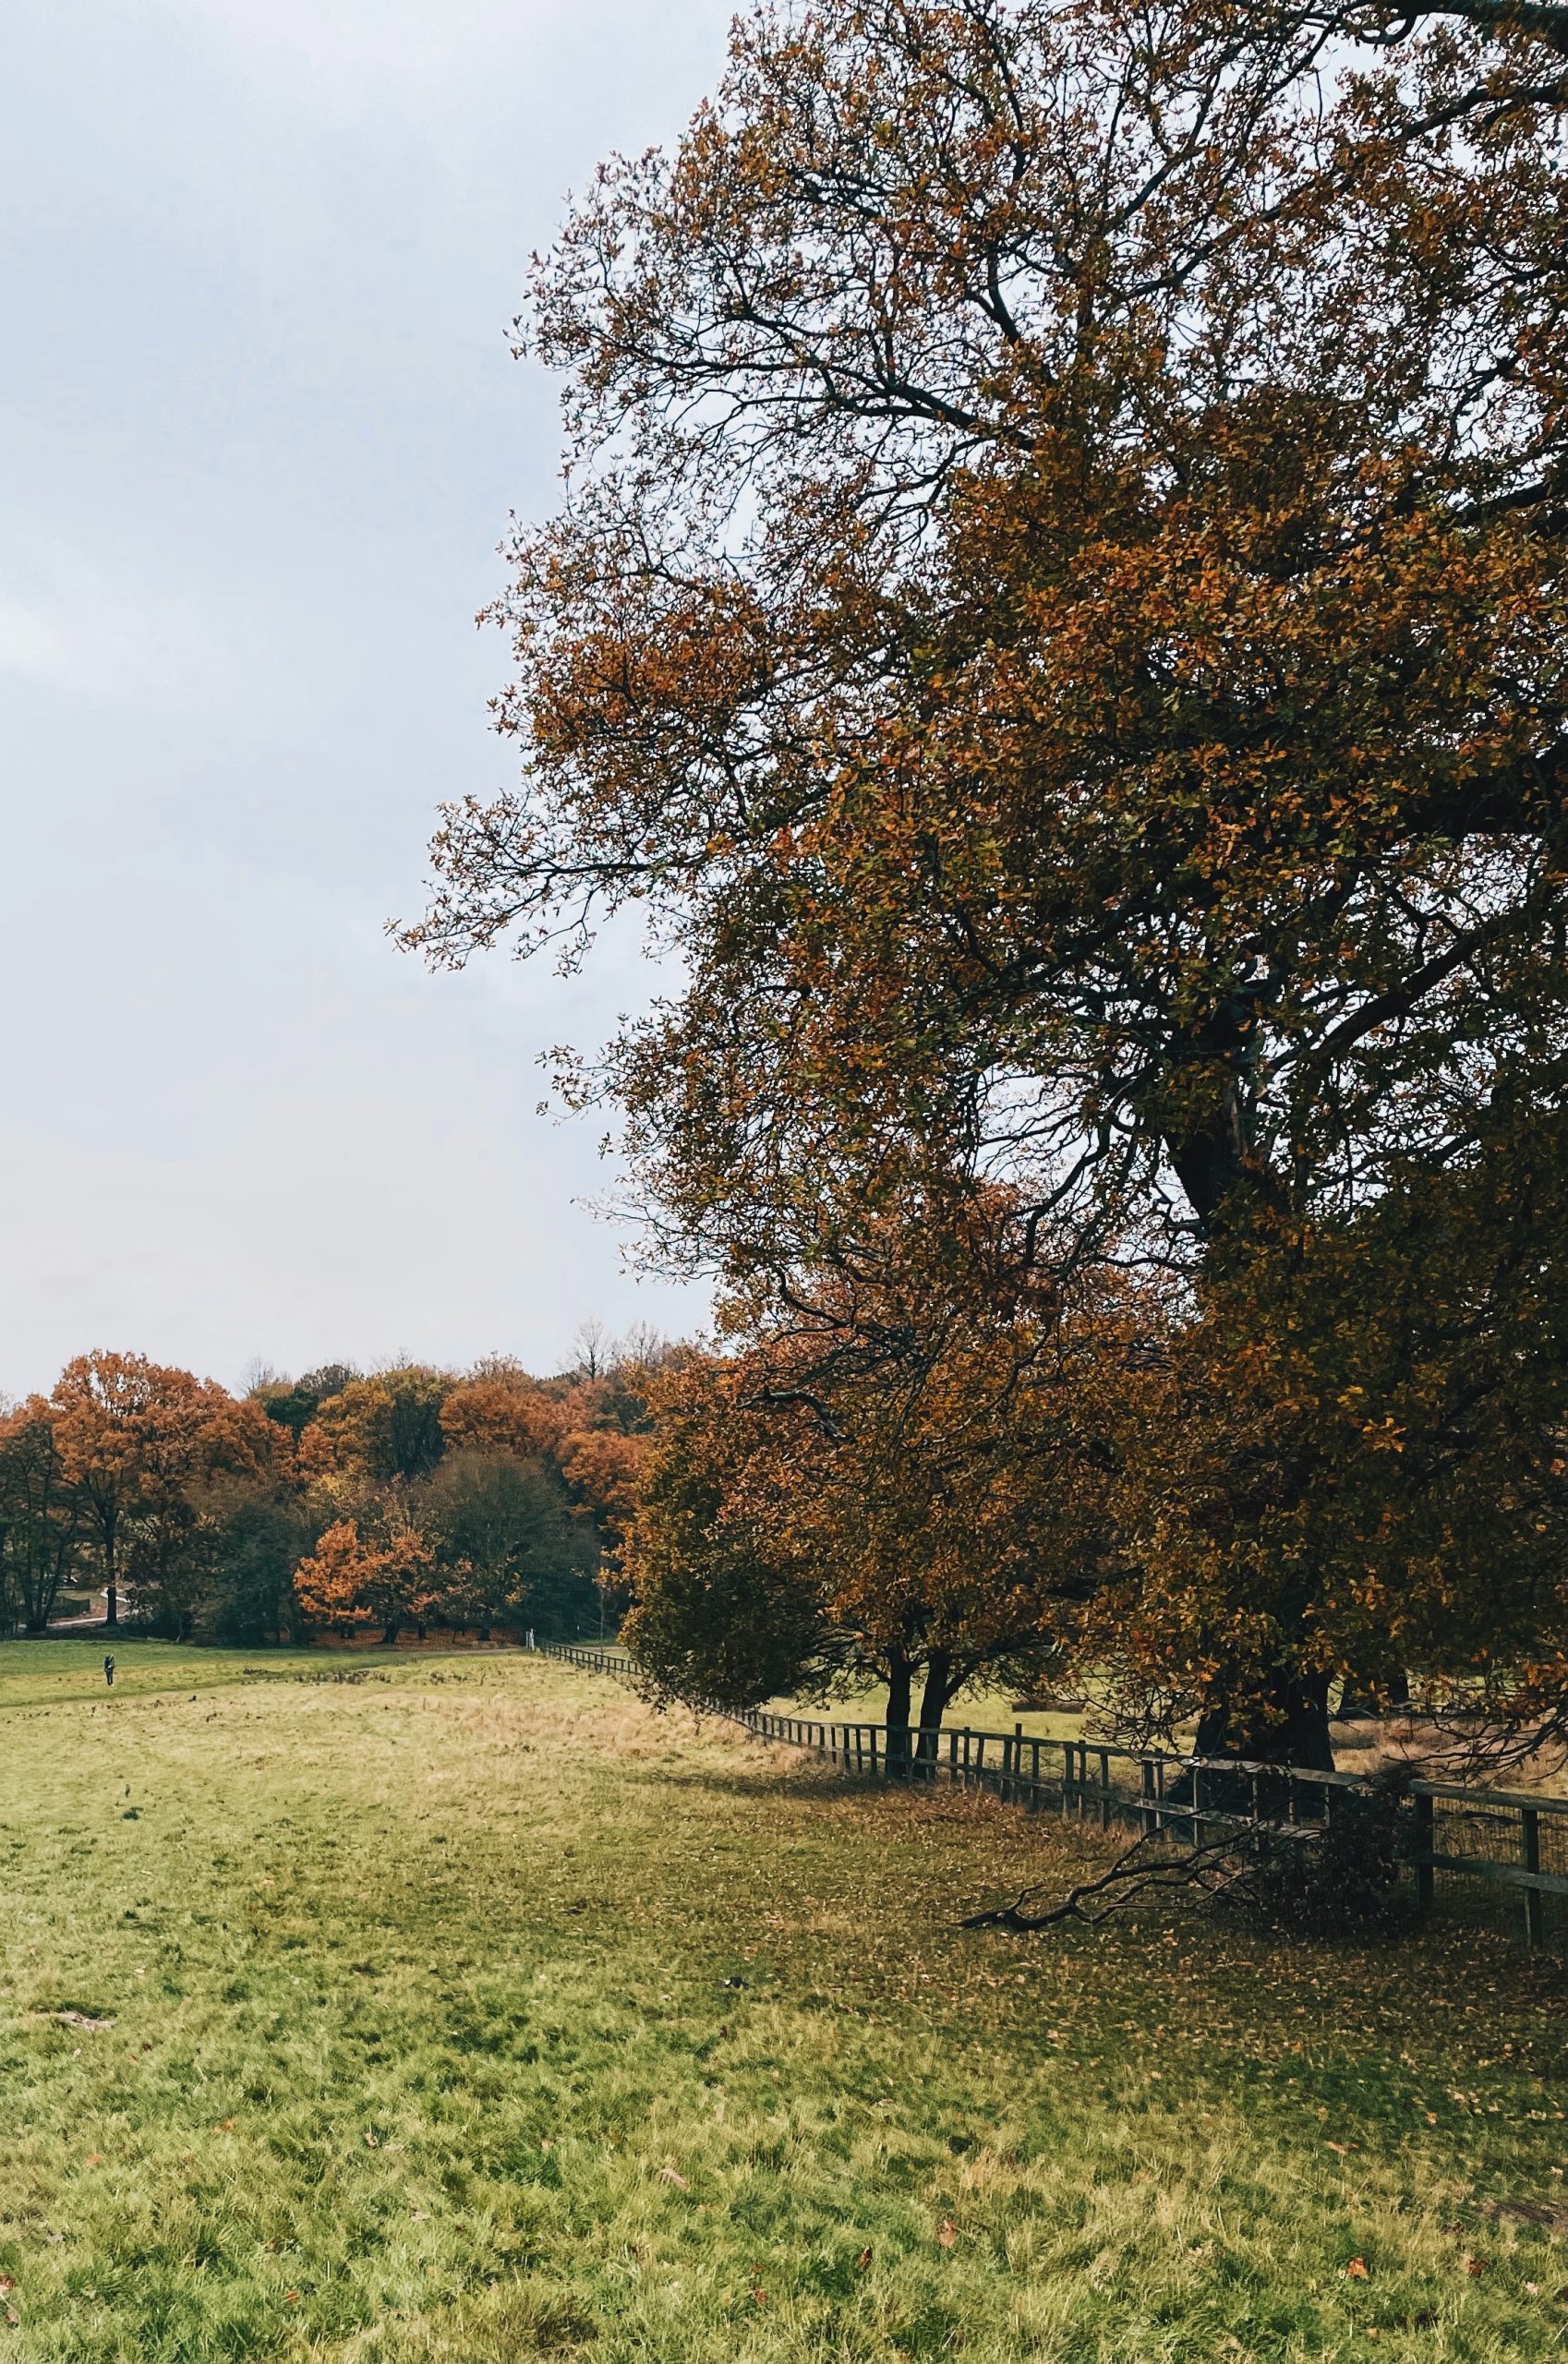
[408,0,1567,1757]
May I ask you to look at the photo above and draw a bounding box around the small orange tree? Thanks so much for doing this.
[292,1521,377,1633]
[293,1518,437,1643]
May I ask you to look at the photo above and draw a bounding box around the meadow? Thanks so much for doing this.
[0,1643,1562,2364]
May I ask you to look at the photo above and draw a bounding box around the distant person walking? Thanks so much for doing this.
[103,1653,115,1687]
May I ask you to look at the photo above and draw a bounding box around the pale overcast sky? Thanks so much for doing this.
[0,0,729,1395]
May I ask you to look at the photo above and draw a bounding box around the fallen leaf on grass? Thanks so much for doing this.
[1463,2256,1488,2277]
[1327,2141,1350,2156]
[1345,2259,1369,2280]
[855,2248,873,2272]
[364,2131,378,2149]
[0,2277,14,2294]
[658,2166,689,2189]
[83,2153,103,2169]
[938,2219,958,2249]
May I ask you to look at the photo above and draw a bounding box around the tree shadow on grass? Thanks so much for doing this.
[628,1758,966,1809]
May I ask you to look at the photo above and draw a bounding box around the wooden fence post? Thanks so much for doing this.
[1099,1748,1112,1830]
[1141,1757,1156,1837]
[1415,1791,1434,1914]
[1522,1807,1543,1949]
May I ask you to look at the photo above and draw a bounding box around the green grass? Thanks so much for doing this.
[0,1640,1562,2363]
[772,1677,1092,1749]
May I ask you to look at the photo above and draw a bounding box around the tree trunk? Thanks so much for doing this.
[1195,1670,1333,1771]
[885,1652,913,1781]
[1164,993,1273,1235]
[1169,1058,1338,1792]
[914,1648,953,1781]
[102,1511,118,1627]
[1337,1661,1412,1719]
[382,1619,401,1646]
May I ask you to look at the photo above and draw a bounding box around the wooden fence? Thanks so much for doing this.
[536,1641,1566,1948]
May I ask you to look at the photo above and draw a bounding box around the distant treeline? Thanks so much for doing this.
[0,1326,680,1646]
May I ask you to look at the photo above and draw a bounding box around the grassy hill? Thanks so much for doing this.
[0,1643,1560,2361]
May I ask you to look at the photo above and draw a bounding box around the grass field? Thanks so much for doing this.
[1,1642,1562,2363]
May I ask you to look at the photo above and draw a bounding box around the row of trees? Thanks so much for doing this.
[0,1335,664,1645]
[409,0,1568,1769]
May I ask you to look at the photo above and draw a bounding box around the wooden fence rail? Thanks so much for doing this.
[535,1642,1566,1948]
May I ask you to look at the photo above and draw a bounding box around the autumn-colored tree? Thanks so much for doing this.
[439,1377,569,1463]
[251,1364,356,1441]
[301,1366,450,1489]
[362,1518,439,1646]
[292,1517,437,1642]
[127,1393,280,1638]
[50,1351,256,1627]
[0,1399,86,1634]
[407,0,1568,1759]
[556,1426,647,1551]
[292,1520,377,1634]
[623,1262,1125,1764]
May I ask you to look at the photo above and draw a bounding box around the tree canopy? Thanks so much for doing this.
[406,0,1565,1285]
